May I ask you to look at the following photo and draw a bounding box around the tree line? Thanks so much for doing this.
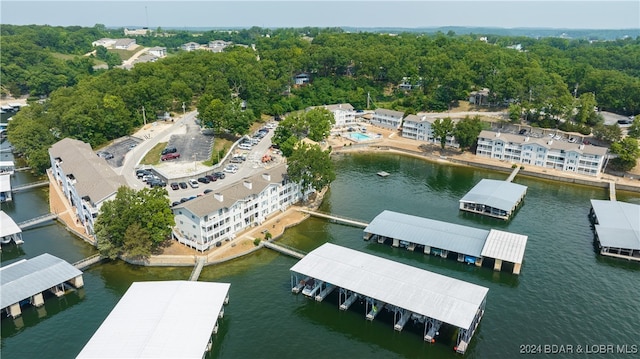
[5,25,640,172]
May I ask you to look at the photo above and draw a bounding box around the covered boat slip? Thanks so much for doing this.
[364,210,528,274]
[0,210,22,244]
[290,243,489,354]
[589,200,640,261]
[459,179,527,220]
[76,281,230,359]
[1,253,83,318]
[0,174,12,203]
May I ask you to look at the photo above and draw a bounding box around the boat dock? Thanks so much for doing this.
[263,241,305,259]
[290,243,489,354]
[1,253,84,318]
[459,179,527,220]
[298,209,369,228]
[589,199,639,262]
[0,210,23,245]
[364,210,528,274]
[77,281,230,359]
[0,174,11,202]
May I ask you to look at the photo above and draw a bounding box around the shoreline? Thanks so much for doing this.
[49,126,640,269]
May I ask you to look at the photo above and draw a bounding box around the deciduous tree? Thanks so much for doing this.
[286,142,335,194]
[431,117,455,150]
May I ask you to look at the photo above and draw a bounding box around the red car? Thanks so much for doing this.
[161,152,180,161]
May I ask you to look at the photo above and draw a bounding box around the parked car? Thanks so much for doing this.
[238,143,252,150]
[518,129,527,135]
[136,169,151,178]
[161,152,180,161]
[161,146,177,155]
[203,189,213,194]
[171,201,180,207]
[270,144,280,150]
[213,172,225,179]
[188,179,199,188]
[97,151,114,159]
[170,182,179,190]
[224,165,238,174]
[205,175,217,182]
[149,180,166,188]
[179,182,188,189]
[197,177,210,184]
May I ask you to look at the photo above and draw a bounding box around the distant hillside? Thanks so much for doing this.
[153,26,640,40]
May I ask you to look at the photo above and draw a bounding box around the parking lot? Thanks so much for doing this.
[166,120,214,163]
[97,136,142,167]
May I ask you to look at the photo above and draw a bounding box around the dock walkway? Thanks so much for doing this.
[189,257,206,281]
[298,209,369,228]
[506,166,520,182]
[73,254,104,270]
[263,241,305,259]
[12,180,48,192]
[18,213,58,230]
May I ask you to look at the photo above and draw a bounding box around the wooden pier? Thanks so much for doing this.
[609,181,616,201]
[73,254,105,270]
[18,213,58,230]
[263,241,305,259]
[298,209,369,228]
[189,257,206,281]
[506,166,520,182]
[12,180,49,192]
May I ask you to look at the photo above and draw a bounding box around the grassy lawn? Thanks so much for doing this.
[110,47,140,61]
[140,142,167,165]
[204,137,234,166]
[51,52,79,60]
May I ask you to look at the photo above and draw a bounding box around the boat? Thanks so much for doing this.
[377,171,390,177]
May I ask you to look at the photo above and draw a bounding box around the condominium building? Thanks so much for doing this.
[476,130,608,176]
[310,103,356,128]
[172,164,307,251]
[371,108,404,130]
[401,114,459,147]
[49,138,126,238]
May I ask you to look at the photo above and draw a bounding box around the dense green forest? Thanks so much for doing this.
[3,24,640,172]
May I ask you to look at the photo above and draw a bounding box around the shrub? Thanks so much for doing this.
[511,164,518,169]
[253,238,261,246]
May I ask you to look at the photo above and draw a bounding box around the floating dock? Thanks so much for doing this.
[0,210,23,245]
[290,243,488,354]
[1,253,84,318]
[377,171,390,177]
[77,281,231,359]
[364,210,528,274]
[0,174,12,203]
[589,199,639,261]
[459,179,527,220]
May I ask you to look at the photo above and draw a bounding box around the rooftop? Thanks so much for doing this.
[0,210,21,237]
[0,253,82,309]
[290,243,489,329]
[591,199,640,250]
[479,130,608,156]
[459,179,527,212]
[365,210,488,257]
[77,281,230,359]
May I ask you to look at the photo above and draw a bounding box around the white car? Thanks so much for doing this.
[224,165,238,174]
[238,143,252,150]
[188,179,199,188]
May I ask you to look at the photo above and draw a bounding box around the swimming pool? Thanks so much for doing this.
[348,132,372,141]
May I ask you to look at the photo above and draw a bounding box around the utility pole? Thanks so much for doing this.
[142,106,147,125]
[182,102,186,116]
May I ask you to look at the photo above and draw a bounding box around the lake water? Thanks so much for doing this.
[1,151,639,358]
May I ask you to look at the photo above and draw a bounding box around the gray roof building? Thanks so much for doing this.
[1,253,82,309]
[459,179,527,220]
[590,200,640,260]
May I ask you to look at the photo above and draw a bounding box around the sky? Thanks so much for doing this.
[1,1,639,30]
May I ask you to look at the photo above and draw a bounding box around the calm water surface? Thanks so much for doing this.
[1,151,639,359]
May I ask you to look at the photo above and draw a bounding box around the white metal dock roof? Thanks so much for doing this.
[481,229,528,264]
[0,253,82,309]
[591,200,640,250]
[364,210,488,257]
[0,173,10,192]
[459,179,527,212]
[290,243,488,329]
[0,210,21,237]
[76,281,231,359]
